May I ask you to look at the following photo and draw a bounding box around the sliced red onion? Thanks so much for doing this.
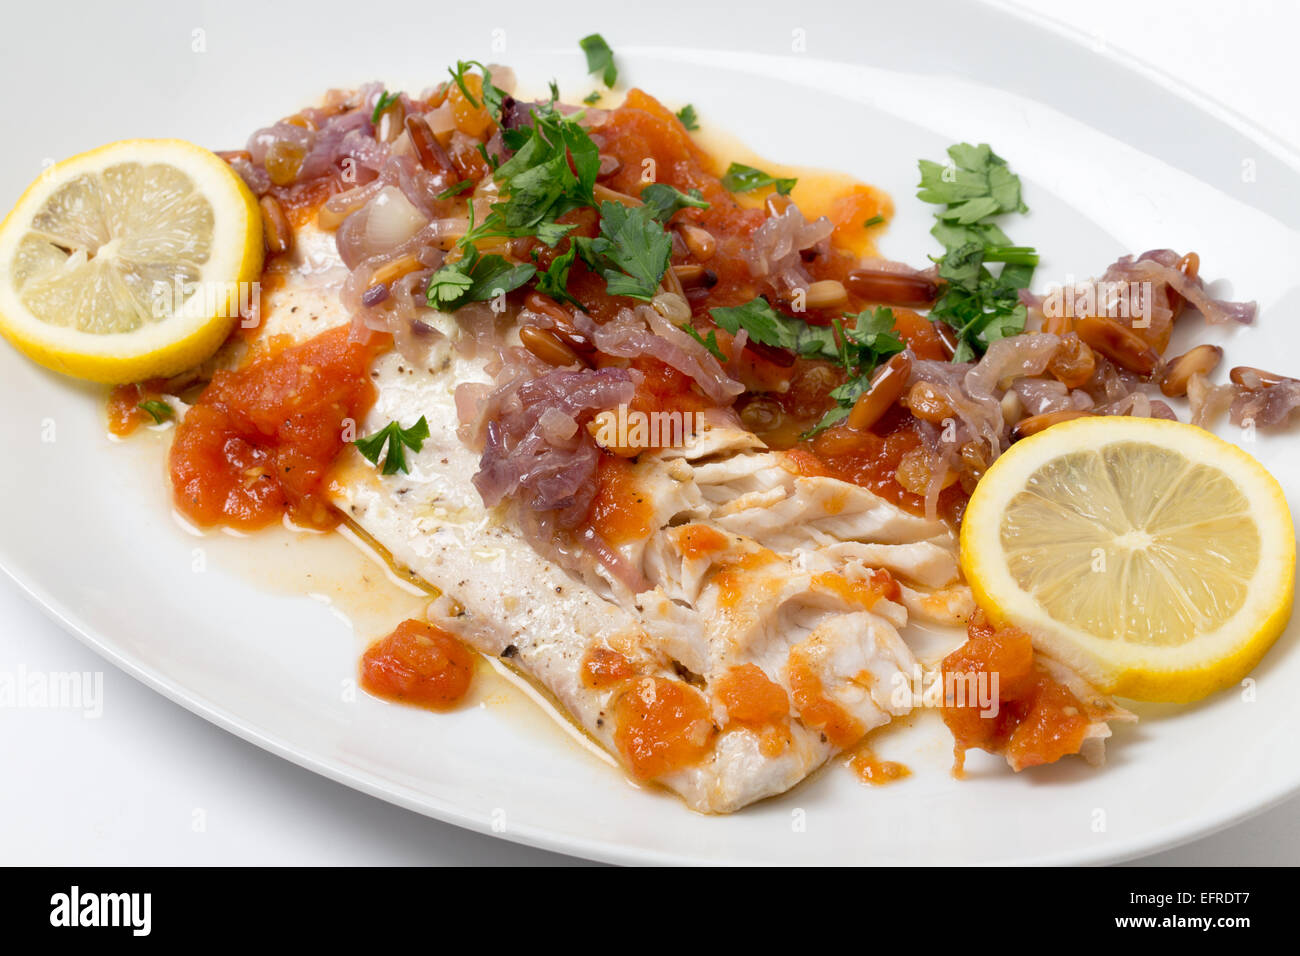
[361,284,389,306]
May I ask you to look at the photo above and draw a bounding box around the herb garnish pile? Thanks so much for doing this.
[917,143,1037,362]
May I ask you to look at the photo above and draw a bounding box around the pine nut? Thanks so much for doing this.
[847,353,912,431]
[1159,344,1223,397]
[678,224,716,261]
[675,265,717,289]
[523,292,592,352]
[520,325,586,368]
[1010,409,1089,442]
[371,254,425,286]
[259,195,293,256]
[805,279,849,310]
[376,101,406,143]
[405,114,451,174]
[1230,365,1298,390]
[594,183,643,207]
[671,263,707,286]
[1000,390,1023,426]
[845,267,940,307]
[1074,315,1160,375]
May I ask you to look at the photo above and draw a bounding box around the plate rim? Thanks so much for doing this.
[3,0,1299,866]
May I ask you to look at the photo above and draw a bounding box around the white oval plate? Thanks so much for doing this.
[3,0,1299,865]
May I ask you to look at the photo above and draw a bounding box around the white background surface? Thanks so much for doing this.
[3,0,1298,866]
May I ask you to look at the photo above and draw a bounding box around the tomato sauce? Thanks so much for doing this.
[580,646,635,689]
[360,619,475,711]
[714,663,793,758]
[675,523,731,561]
[941,611,1091,772]
[169,326,384,530]
[586,455,655,546]
[597,90,765,312]
[787,646,864,749]
[106,379,172,437]
[847,746,911,785]
[792,404,970,526]
[612,676,717,780]
[715,663,789,725]
[810,569,901,609]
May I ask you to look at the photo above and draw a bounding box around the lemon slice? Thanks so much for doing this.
[0,139,263,383]
[962,416,1295,702]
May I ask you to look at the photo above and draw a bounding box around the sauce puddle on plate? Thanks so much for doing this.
[110,419,614,768]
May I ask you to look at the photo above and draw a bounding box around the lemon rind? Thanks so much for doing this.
[0,139,264,383]
[962,416,1296,702]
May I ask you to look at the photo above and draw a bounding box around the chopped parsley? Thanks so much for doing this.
[531,190,696,304]
[640,183,709,223]
[371,90,400,125]
[917,143,1038,362]
[423,80,703,309]
[575,200,673,300]
[583,91,602,105]
[535,242,583,309]
[137,399,174,424]
[710,297,839,360]
[354,416,430,476]
[579,33,618,87]
[676,104,700,131]
[426,245,536,311]
[680,323,727,362]
[434,179,474,200]
[709,297,905,436]
[447,60,505,116]
[721,162,796,196]
[862,214,885,228]
[464,95,599,248]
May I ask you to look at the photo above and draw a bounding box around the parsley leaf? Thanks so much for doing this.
[709,298,906,437]
[676,104,700,131]
[434,179,474,200]
[466,97,599,248]
[579,200,673,300]
[710,298,837,360]
[579,33,618,87]
[371,90,400,125]
[447,61,504,117]
[680,323,727,362]
[426,246,536,311]
[917,143,1038,362]
[721,162,796,196]
[534,242,584,309]
[639,183,709,223]
[137,399,173,424]
[354,416,430,476]
[583,91,602,105]
[840,308,906,367]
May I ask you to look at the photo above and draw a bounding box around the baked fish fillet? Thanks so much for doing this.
[245,225,1097,812]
